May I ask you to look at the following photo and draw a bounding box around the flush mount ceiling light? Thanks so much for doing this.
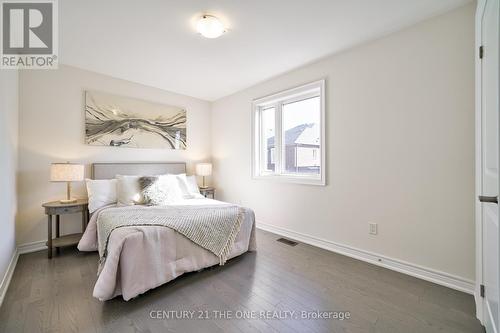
[197,15,225,39]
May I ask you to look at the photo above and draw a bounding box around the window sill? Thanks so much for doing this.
[253,173,325,186]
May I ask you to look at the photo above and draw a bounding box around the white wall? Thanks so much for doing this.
[0,70,18,286]
[18,65,211,245]
[212,4,475,280]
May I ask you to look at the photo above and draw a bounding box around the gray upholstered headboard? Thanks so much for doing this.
[92,162,186,179]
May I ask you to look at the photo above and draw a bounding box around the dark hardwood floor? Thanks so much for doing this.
[0,229,483,333]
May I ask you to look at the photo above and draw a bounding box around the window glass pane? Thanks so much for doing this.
[282,96,320,175]
[262,107,275,172]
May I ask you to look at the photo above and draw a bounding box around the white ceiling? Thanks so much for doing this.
[60,0,471,101]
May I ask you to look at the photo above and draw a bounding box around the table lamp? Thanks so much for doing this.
[196,163,212,189]
[50,162,84,203]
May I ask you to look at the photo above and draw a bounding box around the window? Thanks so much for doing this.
[252,80,325,185]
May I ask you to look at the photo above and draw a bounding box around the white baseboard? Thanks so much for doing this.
[17,240,47,255]
[257,222,475,294]
[0,249,19,307]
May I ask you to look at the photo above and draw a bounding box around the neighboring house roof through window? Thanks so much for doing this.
[267,123,319,147]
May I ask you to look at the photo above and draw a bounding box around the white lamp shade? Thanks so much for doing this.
[196,163,212,176]
[50,163,84,182]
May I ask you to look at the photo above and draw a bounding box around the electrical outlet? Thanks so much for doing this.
[369,223,378,235]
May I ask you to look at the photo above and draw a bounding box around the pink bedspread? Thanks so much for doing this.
[78,198,256,301]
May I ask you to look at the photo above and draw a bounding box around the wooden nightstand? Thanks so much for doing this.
[199,187,215,199]
[42,199,89,258]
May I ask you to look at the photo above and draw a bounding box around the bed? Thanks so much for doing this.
[77,162,256,301]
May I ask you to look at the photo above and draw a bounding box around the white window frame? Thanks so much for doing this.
[252,79,326,186]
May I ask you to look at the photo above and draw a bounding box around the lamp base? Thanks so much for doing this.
[59,198,77,204]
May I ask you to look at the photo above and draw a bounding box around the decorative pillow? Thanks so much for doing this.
[138,176,158,205]
[85,178,117,213]
[116,175,143,206]
[139,175,183,206]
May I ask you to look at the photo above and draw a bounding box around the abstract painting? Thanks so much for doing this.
[85,91,186,149]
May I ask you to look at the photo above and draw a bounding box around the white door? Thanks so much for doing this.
[479,0,500,332]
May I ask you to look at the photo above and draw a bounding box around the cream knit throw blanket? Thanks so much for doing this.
[96,205,244,272]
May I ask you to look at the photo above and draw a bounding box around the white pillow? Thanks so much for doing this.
[186,175,201,195]
[173,173,195,198]
[116,175,143,206]
[183,175,204,199]
[85,178,117,213]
